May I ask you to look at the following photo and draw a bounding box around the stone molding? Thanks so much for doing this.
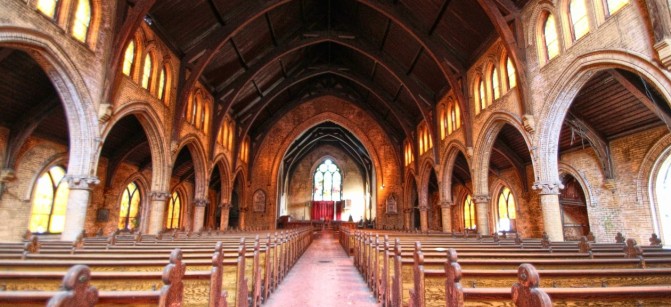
[0,169,16,183]
[473,194,490,203]
[439,200,453,208]
[532,181,563,195]
[220,202,231,209]
[66,176,100,190]
[194,198,209,207]
[150,191,171,201]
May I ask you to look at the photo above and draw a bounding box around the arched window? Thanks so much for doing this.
[605,0,628,16]
[479,79,486,110]
[491,67,500,101]
[313,159,342,201]
[497,187,517,231]
[191,93,199,126]
[141,53,152,90]
[506,57,517,89]
[166,191,181,229]
[71,0,91,43]
[202,102,210,134]
[451,102,461,132]
[464,194,476,230]
[29,165,69,233]
[36,0,59,19]
[157,67,166,101]
[440,109,446,140]
[543,13,560,61]
[118,182,141,230]
[655,154,671,247]
[122,40,136,77]
[228,123,234,150]
[569,0,590,41]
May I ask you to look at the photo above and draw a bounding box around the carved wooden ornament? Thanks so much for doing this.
[445,248,464,306]
[47,265,99,307]
[511,264,552,307]
[159,248,186,307]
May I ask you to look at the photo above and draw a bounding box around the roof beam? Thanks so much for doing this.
[492,140,529,192]
[564,112,615,179]
[428,0,452,36]
[608,69,671,130]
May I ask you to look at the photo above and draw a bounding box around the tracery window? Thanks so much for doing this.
[479,79,486,110]
[141,53,152,90]
[29,165,69,234]
[543,13,560,61]
[122,40,136,77]
[450,102,461,133]
[404,141,414,166]
[605,0,628,16]
[497,187,517,231]
[569,0,590,41]
[71,0,91,43]
[118,182,141,230]
[166,191,181,229]
[506,57,517,89]
[313,159,342,201]
[440,109,446,140]
[464,194,476,230]
[491,67,500,101]
[36,0,58,19]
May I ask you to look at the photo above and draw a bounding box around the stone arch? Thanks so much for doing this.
[637,134,671,244]
[558,162,597,209]
[0,26,99,178]
[440,140,471,202]
[418,158,437,209]
[211,154,232,203]
[173,136,209,201]
[473,112,535,197]
[101,102,169,193]
[536,50,671,186]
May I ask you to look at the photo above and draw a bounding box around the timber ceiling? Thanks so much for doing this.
[145,0,530,143]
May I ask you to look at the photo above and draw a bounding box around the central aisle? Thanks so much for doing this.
[264,230,379,307]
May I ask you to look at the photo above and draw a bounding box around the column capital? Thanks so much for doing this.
[532,181,564,195]
[194,198,209,207]
[66,175,100,190]
[0,168,16,183]
[150,191,171,201]
[472,194,490,203]
[220,202,231,209]
[418,205,429,212]
[439,200,453,208]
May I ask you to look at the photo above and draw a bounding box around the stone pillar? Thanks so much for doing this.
[61,176,99,241]
[534,182,564,242]
[146,191,170,234]
[239,207,248,230]
[473,195,490,236]
[403,208,412,230]
[419,205,429,232]
[440,200,453,232]
[219,202,230,230]
[192,199,208,232]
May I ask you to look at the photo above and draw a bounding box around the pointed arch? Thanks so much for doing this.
[173,136,209,202]
[440,141,472,202]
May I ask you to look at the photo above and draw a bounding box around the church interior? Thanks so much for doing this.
[1,0,671,305]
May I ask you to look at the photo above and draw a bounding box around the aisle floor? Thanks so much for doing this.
[264,230,379,307]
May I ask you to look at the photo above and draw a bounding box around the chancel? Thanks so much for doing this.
[1,0,671,306]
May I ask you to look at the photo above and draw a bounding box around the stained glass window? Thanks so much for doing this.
[440,109,446,139]
[479,80,486,111]
[464,195,476,230]
[36,0,58,19]
[451,102,461,132]
[71,0,91,43]
[122,41,135,76]
[313,159,342,201]
[29,165,69,233]
[606,0,628,16]
[118,182,141,230]
[497,187,517,231]
[506,57,517,89]
[166,192,181,229]
[543,14,560,60]
[570,0,590,40]
[141,54,152,89]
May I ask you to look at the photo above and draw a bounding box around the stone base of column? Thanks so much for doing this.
[540,194,564,241]
[475,201,490,235]
[440,205,452,232]
[61,189,90,241]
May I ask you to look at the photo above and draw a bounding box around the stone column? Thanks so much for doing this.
[239,207,248,230]
[219,202,230,230]
[473,195,490,236]
[146,191,170,235]
[61,176,99,241]
[192,198,208,232]
[440,200,453,232]
[534,182,564,241]
[403,208,412,230]
[419,205,429,232]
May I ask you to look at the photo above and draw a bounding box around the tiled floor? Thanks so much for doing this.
[264,230,379,307]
